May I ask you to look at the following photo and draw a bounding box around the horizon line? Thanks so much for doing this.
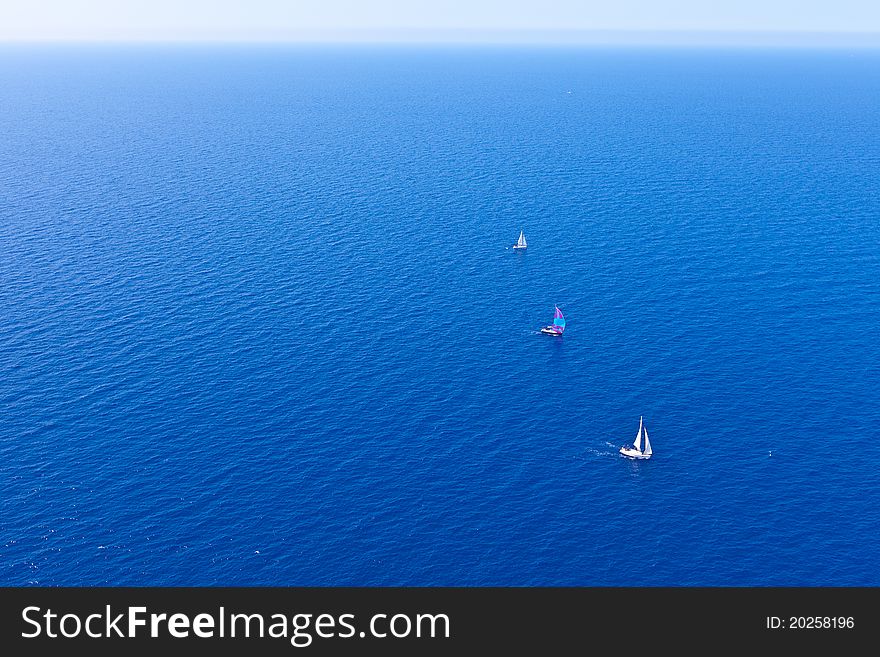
[2,28,880,48]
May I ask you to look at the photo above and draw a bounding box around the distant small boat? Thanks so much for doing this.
[540,305,565,335]
[513,230,527,250]
[619,416,652,460]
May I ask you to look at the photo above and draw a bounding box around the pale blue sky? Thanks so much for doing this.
[2,1,879,43]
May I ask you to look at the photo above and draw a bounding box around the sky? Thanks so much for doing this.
[1,1,879,44]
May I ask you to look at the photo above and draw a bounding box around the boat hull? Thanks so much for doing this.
[513,245,526,249]
[619,448,651,459]
[540,327,562,335]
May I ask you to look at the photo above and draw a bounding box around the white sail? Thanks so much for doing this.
[519,231,527,247]
[633,416,643,450]
[643,428,652,455]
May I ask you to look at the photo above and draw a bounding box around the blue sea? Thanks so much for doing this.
[1,44,879,587]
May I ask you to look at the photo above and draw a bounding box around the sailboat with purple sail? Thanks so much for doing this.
[540,306,566,335]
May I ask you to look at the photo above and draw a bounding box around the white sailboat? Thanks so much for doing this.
[619,416,652,460]
[513,230,527,249]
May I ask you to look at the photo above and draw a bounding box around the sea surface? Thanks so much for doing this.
[1,44,879,586]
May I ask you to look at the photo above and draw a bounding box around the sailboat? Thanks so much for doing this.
[619,416,652,460]
[513,230,527,250]
[540,306,565,335]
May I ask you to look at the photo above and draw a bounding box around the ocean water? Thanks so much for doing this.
[1,44,879,586]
